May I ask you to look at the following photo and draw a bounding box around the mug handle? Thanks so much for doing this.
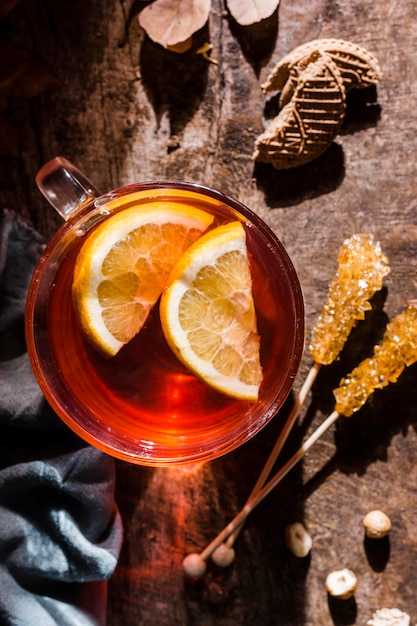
[35,156,101,221]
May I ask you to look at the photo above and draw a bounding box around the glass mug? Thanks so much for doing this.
[25,157,305,466]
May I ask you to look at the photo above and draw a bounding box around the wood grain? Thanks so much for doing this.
[2,0,417,624]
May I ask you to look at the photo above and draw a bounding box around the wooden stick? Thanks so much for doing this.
[199,409,340,562]
[222,362,321,550]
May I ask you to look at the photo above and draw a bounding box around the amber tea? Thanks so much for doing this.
[26,175,304,466]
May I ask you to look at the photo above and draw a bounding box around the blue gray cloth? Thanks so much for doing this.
[0,208,123,625]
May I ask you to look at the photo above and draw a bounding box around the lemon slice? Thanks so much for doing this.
[160,221,263,401]
[72,202,214,356]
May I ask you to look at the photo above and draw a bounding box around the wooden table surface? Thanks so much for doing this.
[2,1,417,624]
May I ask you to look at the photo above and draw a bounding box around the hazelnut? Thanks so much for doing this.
[211,543,235,567]
[284,522,312,558]
[325,568,358,599]
[363,510,392,539]
[182,553,207,578]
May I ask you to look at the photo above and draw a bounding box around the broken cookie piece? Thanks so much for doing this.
[254,38,381,169]
[253,49,346,169]
[263,38,381,99]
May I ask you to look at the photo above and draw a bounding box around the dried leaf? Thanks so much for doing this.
[0,94,18,156]
[0,42,60,98]
[0,41,60,156]
[138,0,211,48]
[226,0,279,26]
[167,37,193,53]
[0,113,18,157]
[196,42,218,64]
[0,0,21,22]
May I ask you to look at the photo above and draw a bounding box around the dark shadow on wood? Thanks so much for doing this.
[341,86,382,135]
[253,142,346,208]
[328,595,358,625]
[226,9,279,77]
[113,461,155,533]
[334,360,417,472]
[139,28,210,143]
[308,292,417,478]
[294,378,417,516]
[363,535,390,572]
[126,0,154,29]
[299,356,417,497]
[118,0,151,47]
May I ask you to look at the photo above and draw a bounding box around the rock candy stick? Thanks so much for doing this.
[310,233,390,366]
[212,234,390,563]
[184,302,417,578]
[333,300,417,416]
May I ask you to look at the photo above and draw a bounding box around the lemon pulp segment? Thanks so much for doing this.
[160,221,263,401]
[72,201,214,356]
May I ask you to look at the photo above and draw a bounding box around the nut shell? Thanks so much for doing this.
[325,568,358,599]
[284,522,312,558]
[367,607,410,626]
[363,510,392,539]
[211,544,235,567]
[182,553,207,578]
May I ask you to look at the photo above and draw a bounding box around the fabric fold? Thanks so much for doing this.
[0,208,123,626]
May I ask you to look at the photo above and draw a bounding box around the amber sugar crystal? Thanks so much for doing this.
[333,300,417,416]
[310,234,390,365]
